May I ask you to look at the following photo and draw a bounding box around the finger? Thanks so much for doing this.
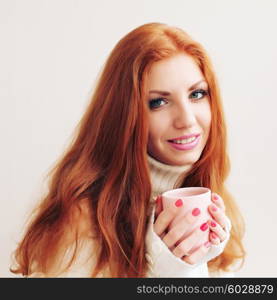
[211,193,225,212]
[208,219,227,241]
[153,198,184,236]
[154,195,163,220]
[209,231,220,245]
[172,222,209,258]
[160,232,166,239]
[182,241,211,265]
[208,204,228,230]
[162,207,201,248]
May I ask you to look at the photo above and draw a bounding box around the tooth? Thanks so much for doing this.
[173,136,196,144]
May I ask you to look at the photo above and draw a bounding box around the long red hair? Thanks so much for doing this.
[11,22,245,277]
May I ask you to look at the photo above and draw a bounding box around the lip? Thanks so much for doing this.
[168,133,200,141]
[167,135,200,151]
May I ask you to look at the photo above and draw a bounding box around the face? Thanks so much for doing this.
[146,53,211,166]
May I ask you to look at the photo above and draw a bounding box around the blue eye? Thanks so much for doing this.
[190,89,208,100]
[148,97,167,109]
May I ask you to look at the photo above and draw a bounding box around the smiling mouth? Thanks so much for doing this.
[167,135,200,151]
[168,136,198,144]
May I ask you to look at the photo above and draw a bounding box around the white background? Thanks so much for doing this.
[1,0,277,277]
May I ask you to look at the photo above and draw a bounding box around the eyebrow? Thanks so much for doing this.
[149,80,207,95]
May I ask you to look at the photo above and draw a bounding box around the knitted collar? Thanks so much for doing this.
[146,153,193,204]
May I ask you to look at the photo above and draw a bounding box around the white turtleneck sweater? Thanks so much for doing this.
[28,154,232,278]
[147,153,193,203]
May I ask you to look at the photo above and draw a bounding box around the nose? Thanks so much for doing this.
[173,99,196,129]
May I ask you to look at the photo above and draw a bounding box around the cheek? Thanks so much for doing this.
[204,112,212,133]
[148,121,156,141]
[148,115,166,140]
[199,103,212,133]
[207,108,212,131]
[147,121,158,148]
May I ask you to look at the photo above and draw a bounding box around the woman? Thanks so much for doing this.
[10,22,245,277]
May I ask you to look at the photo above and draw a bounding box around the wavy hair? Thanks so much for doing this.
[10,22,245,277]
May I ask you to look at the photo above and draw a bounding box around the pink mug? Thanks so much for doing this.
[162,187,212,254]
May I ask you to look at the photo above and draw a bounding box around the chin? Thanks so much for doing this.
[167,152,201,166]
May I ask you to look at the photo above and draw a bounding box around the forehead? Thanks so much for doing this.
[145,53,205,90]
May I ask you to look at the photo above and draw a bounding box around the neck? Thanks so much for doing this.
[147,153,193,204]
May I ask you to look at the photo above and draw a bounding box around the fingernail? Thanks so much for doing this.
[213,194,219,200]
[200,222,208,231]
[192,208,201,216]
[210,221,217,227]
[211,232,217,239]
[204,241,211,248]
[175,199,183,207]
[211,205,217,212]
[155,196,161,204]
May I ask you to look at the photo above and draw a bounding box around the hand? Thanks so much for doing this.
[154,195,211,265]
[208,193,229,245]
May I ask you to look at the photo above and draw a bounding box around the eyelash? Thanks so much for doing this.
[148,89,209,110]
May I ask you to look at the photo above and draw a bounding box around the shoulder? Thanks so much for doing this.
[27,237,98,277]
[69,198,96,238]
[28,199,99,277]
